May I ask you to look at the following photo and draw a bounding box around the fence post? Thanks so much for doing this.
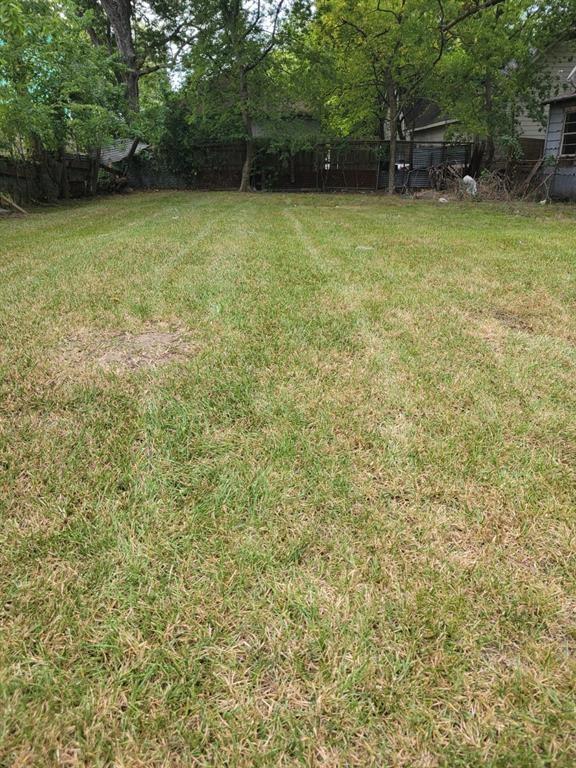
[89,150,100,195]
[61,159,70,199]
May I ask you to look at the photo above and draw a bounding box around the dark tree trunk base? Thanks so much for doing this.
[239,138,255,192]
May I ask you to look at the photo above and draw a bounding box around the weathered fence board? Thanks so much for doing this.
[0,154,98,204]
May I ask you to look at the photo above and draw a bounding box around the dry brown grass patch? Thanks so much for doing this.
[59,324,195,373]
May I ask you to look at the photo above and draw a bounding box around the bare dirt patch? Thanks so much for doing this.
[491,308,534,333]
[461,305,539,351]
[60,325,194,372]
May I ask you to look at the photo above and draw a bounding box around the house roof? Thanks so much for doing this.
[100,138,149,165]
[403,99,460,134]
[413,118,460,133]
[251,115,322,140]
[406,100,446,130]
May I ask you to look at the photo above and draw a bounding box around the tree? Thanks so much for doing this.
[430,0,551,170]
[81,0,195,115]
[184,0,291,191]
[95,0,140,111]
[312,0,508,192]
[0,0,124,158]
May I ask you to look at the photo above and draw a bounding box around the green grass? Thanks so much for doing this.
[0,191,575,766]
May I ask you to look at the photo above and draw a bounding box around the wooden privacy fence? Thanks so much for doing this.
[0,154,99,204]
[1,140,473,200]
[127,143,246,190]
[128,139,473,193]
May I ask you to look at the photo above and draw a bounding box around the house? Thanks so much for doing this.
[408,101,460,143]
[542,93,576,199]
[410,40,576,161]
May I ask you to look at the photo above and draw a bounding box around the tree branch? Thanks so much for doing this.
[442,0,506,33]
[243,0,286,74]
[340,18,368,38]
[138,37,193,77]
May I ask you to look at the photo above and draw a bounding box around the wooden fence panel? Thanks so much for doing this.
[0,154,98,203]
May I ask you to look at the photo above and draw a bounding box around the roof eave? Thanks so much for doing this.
[543,93,576,105]
[412,118,460,132]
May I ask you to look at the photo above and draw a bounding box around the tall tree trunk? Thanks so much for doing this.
[387,78,398,195]
[469,139,485,177]
[483,77,495,170]
[240,139,255,192]
[239,69,254,192]
[98,0,140,113]
[125,68,140,113]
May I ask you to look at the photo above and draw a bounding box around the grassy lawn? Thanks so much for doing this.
[1,191,575,767]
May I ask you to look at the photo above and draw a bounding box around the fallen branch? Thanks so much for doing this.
[517,158,544,198]
[0,193,28,214]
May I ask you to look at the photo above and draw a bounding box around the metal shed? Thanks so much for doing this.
[543,93,576,199]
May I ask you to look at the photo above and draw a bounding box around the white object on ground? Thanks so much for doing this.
[438,197,449,204]
[461,175,478,196]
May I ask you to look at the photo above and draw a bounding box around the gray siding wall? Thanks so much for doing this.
[518,41,576,139]
[412,125,450,142]
[412,40,576,144]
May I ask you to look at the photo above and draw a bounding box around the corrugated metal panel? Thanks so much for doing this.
[544,103,568,156]
[100,139,149,165]
[543,97,576,197]
[551,166,576,198]
[412,146,443,168]
[411,144,467,169]
[394,168,431,189]
[376,143,470,189]
[445,145,468,164]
